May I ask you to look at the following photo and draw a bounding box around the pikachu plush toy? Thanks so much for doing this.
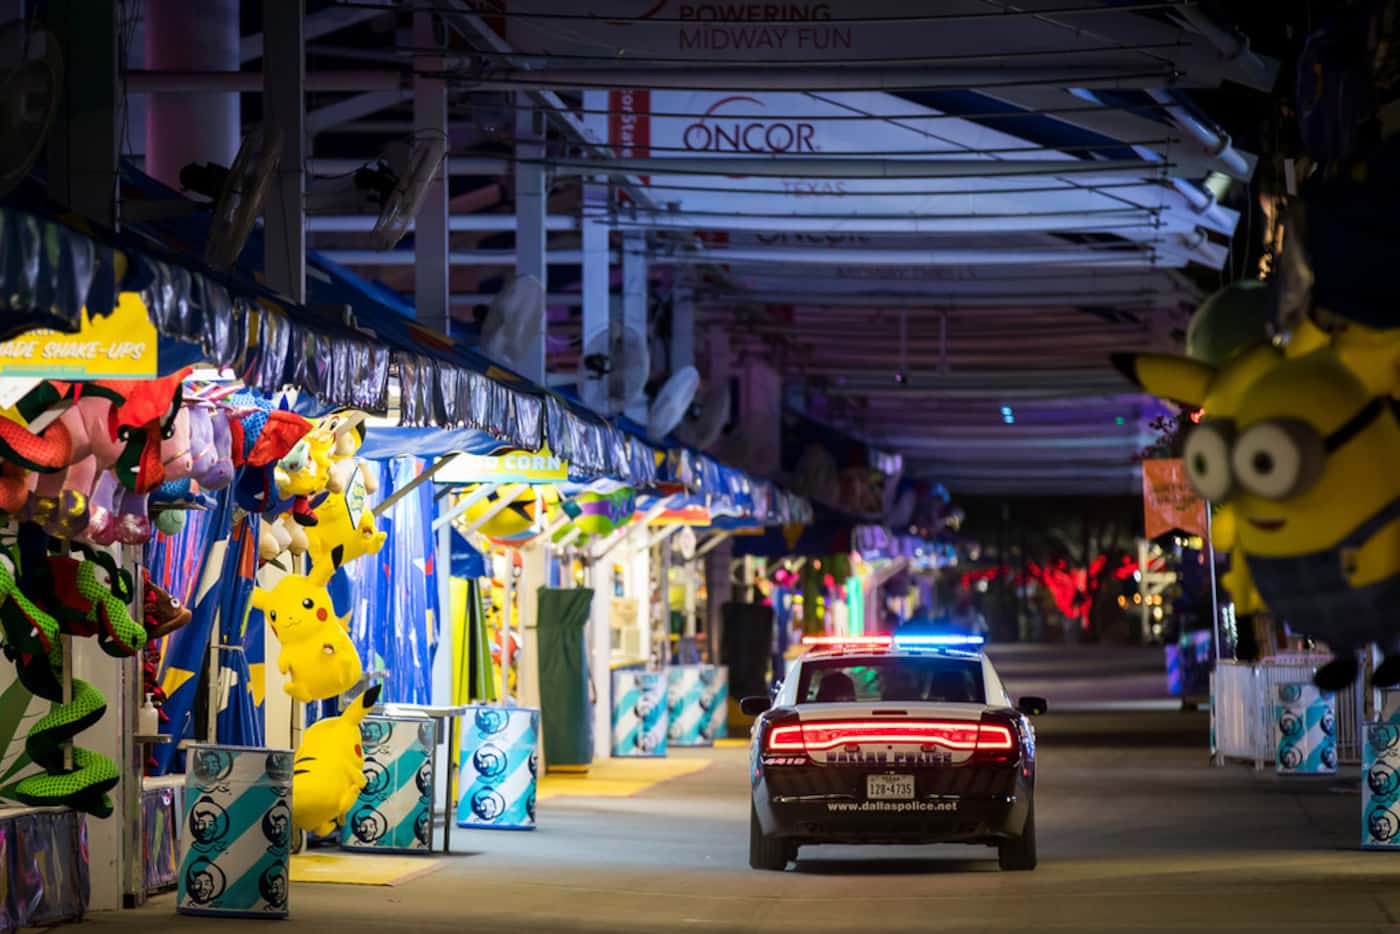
[251,562,363,703]
[292,684,381,835]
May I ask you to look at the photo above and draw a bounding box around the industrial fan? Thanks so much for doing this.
[480,275,545,373]
[370,136,448,250]
[0,23,60,198]
[673,380,730,449]
[646,365,699,439]
[578,319,650,415]
[204,124,283,270]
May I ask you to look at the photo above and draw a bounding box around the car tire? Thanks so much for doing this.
[749,802,789,871]
[998,801,1038,871]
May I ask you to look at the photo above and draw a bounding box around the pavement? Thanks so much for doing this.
[70,644,1400,934]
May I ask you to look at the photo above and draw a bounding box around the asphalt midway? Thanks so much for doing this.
[84,644,1397,933]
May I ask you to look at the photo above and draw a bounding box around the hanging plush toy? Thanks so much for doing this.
[1118,340,1400,690]
[304,463,385,575]
[275,429,333,527]
[291,684,381,836]
[251,562,363,703]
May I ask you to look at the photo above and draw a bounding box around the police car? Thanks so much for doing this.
[742,634,1046,872]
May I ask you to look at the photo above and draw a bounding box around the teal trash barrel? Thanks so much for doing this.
[341,716,437,853]
[612,669,668,757]
[177,744,293,918]
[456,705,539,831]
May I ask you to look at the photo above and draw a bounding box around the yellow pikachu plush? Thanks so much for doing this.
[305,464,386,575]
[251,563,363,703]
[292,684,381,835]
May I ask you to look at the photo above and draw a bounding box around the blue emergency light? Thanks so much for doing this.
[892,634,986,648]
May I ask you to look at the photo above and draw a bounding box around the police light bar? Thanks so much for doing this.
[892,634,986,648]
[800,635,893,651]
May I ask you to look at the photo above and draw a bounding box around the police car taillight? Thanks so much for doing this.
[970,713,1020,765]
[765,719,1011,753]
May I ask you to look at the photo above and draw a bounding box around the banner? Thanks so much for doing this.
[1141,459,1207,540]
[436,448,568,485]
[0,293,156,379]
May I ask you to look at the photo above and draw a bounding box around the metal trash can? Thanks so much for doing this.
[703,665,729,742]
[1274,683,1337,776]
[177,744,293,918]
[456,705,539,831]
[1363,722,1400,849]
[667,665,712,748]
[341,716,437,853]
[612,669,667,758]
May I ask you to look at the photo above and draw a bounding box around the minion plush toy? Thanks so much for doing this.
[1119,330,1400,689]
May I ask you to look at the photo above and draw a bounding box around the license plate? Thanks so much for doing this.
[866,773,914,800]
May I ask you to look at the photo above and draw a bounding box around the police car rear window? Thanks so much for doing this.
[797,657,985,705]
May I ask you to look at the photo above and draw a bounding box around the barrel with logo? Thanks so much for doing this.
[666,665,711,747]
[341,716,437,853]
[456,705,539,831]
[1274,683,1337,776]
[612,669,668,757]
[1364,722,1400,849]
[703,665,729,742]
[177,744,293,918]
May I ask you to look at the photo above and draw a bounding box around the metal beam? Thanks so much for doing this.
[654,246,1177,270]
[374,454,460,518]
[306,214,577,233]
[126,69,401,92]
[431,481,500,532]
[262,0,305,303]
[306,90,411,137]
[317,249,616,266]
[241,4,387,62]
[515,96,548,383]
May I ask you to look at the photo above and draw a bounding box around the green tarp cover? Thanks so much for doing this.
[537,587,594,767]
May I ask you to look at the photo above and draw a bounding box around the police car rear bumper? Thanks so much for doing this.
[757,793,1021,844]
[754,768,1030,844]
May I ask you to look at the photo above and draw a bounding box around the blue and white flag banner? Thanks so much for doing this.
[457,705,539,831]
[342,717,437,853]
[612,670,668,758]
[1275,682,1337,776]
[178,744,293,918]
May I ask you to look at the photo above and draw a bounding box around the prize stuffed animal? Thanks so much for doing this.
[1119,342,1400,690]
[251,562,363,703]
[291,684,381,836]
[304,465,385,575]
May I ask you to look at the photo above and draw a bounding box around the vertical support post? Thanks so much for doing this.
[670,271,694,371]
[122,545,145,907]
[585,560,612,761]
[263,0,306,303]
[46,0,119,226]
[621,230,649,423]
[414,10,450,335]
[432,514,455,841]
[518,546,546,711]
[500,556,514,703]
[514,95,548,383]
[580,181,611,414]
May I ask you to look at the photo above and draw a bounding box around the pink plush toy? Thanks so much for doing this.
[196,404,235,491]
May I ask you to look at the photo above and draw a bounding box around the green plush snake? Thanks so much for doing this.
[0,548,144,817]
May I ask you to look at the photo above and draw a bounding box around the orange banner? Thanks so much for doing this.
[1141,458,1208,540]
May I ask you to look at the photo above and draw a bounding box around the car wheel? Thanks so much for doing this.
[749,802,789,871]
[998,800,1038,871]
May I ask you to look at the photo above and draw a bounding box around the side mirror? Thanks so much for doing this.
[740,695,772,717]
[1017,696,1048,716]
